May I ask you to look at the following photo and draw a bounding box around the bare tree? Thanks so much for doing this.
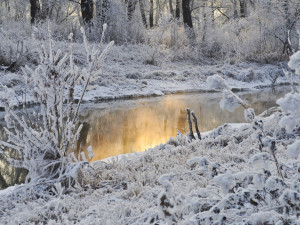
[41,0,56,19]
[282,0,293,55]
[96,0,110,26]
[182,0,193,28]
[127,0,137,21]
[81,0,93,25]
[150,0,154,27]
[169,0,174,17]
[202,0,207,42]
[239,0,247,18]
[175,0,180,19]
[139,0,147,27]
[155,0,160,25]
[233,0,238,19]
[30,0,40,24]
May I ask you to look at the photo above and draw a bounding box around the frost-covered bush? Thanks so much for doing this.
[206,74,247,113]
[0,24,114,192]
[276,49,300,160]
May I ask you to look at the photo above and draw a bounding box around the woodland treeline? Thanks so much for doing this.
[0,0,300,62]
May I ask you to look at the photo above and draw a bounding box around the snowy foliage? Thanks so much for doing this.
[287,140,300,159]
[0,24,113,192]
[288,51,300,75]
[206,74,247,114]
[0,119,299,224]
[276,50,300,161]
[206,74,229,91]
[244,108,256,122]
[219,90,245,113]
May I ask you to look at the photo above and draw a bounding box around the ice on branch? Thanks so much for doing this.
[287,140,300,159]
[0,23,113,193]
[206,74,230,91]
[220,90,244,112]
[213,173,234,194]
[244,108,255,122]
[288,51,300,75]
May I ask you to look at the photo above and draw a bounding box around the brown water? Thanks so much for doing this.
[77,87,290,161]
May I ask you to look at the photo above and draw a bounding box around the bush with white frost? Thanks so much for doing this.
[0,24,113,192]
[277,49,300,158]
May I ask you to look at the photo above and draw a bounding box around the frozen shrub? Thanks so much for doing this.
[288,51,300,74]
[0,24,114,192]
[206,74,247,113]
[250,152,271,170]
[287,140,300,159]
[206,74,229,91]
[244,108,256,122]
[279,189,300,214]
[187,157,209,169]
[220,90,244,112]
[213,173,234,194]
[265,176,286,193]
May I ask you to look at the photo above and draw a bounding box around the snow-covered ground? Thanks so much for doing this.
[0,119,299,224]
[1,41,300,224]
[0,43,293,107]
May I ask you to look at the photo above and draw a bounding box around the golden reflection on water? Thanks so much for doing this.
[78,88,289,161]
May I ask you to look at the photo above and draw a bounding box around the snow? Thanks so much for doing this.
[1,27,300,225]
[287,140,300,159]
[87,146,94,160]
[220,90,244,112]
[213,173,234,194]
[244,108,255,122]
[288,51,300,75]
[0,42,297,109]
[0,107,299,224]
[206,74,229,90]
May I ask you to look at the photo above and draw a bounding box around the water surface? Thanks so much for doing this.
[77,86,290,161]
[0,86,291,189]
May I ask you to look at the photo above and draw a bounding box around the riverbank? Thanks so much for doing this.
[0,42,299,224]
[0,43,293,108]
[0,115,299,224]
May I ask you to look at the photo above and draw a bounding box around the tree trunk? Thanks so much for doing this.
[102,0,109,25]
[169,0,174,17]
[155,0,160,25]
[150,0,154,27]
[182,0,195,44]
[0,172,8,189]
[41,0,49,19]
[182,0,193,28]
[233,0,238,19]
[81,0,93,25]
[95,0,109,34]
[40,0,56,20]
[30,0,40,24]
[282,0,292,55]
[211,0,215,27]
[175,0,180,19]
[127,0,137,21]
[202,0,207,42]
[4,0,10,12]
[139,0,147,27]
[239,0,247,18]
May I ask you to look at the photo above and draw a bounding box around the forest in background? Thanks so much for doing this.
[0,0,300,70]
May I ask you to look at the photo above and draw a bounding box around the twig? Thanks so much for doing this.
[186,108,195,140]
[191,111,201,140]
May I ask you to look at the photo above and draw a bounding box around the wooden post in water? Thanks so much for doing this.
[186,108,195,140]
[191,111,201,140]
